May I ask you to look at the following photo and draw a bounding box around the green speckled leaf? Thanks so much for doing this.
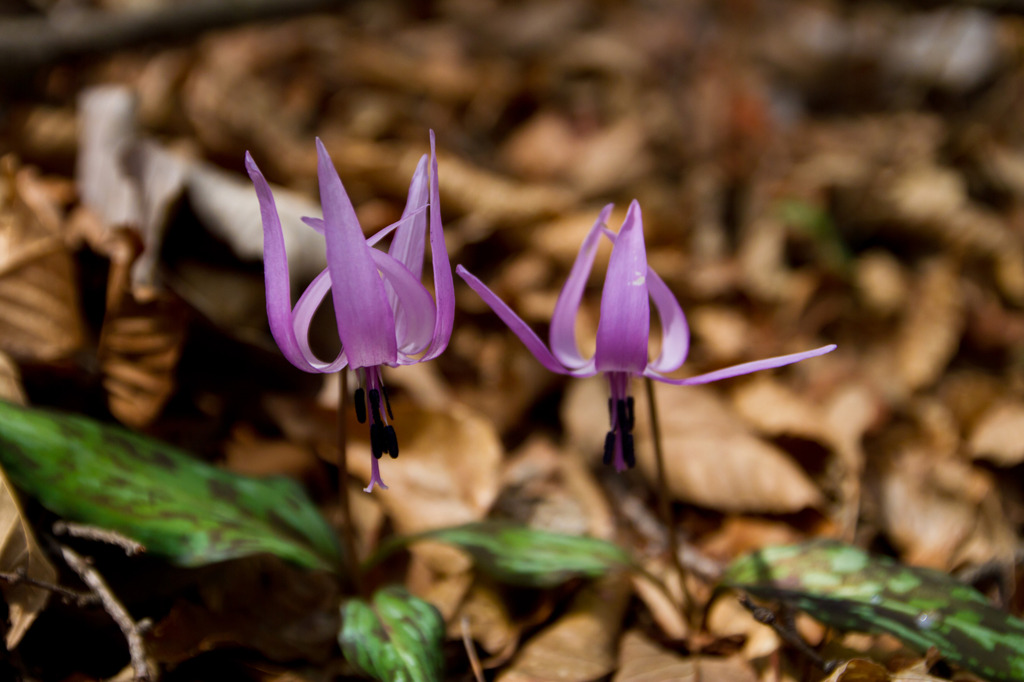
[721,540,1024,682]
[371,521,632,588]
[0,401,342,570]
[339,586,444,682]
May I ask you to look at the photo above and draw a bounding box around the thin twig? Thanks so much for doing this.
[59,545,154,682]
[739,594,837,674]
[52,521,146,556]
[645,377,698,631]
[338,370,363,595]
[460,616,485,682]
[0,567,97,607]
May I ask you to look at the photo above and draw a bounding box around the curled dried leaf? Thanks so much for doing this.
[0,159,84,362]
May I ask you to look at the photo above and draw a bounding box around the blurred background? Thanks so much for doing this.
[2,0,1024,679]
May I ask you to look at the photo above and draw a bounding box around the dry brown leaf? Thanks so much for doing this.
[498,437,615,539]
[705,593,780,660]
[568,117,653,197]
[698,516,806,563]
[894,259,963,395]
[855,250,909,317]
[820,657,950,682]
[223,425,326,491]
[77,86,190,288]
[689,306,751,365]
[820,659,892,682]
[450,582,520,660]
[614,630,757,682]
[147,555,338,664]
[967,400,1024,466]
[731,376,832,444]
[99,291,188,428]
[886,167,1024,303]
[0,465,58,648]
[873,446,996,568]
[343,397,501,532]
[497,573,631,682]
[565,378,822,513]
[630,557,689,640]
[823,383,884,539]
[500,110,580,182]
[0,159,85,362]
[0,351,27,406]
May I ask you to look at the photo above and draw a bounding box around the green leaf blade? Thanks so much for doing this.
[0,401,343,571]
[375,521,633,588]
[339,586,445,682]
[722,540,1024,681]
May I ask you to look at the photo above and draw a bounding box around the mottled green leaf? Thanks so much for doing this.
[339,586,444,682]
[0,401,342,570]
[721,540,1024,681]
[371,521,633,588]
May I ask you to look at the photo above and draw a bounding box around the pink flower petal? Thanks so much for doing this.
[595,200,651,373]
[549,204,613,370]
[388,154,429,279]
[419,131,455,362]
[456,265,596,377]
[316,138,398,369]
[369,250,436,359]
[645,344,837,385]
[645,267,690,374]
[246,151,324,373]
[291,267,349,371]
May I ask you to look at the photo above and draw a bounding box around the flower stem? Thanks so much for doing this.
[338,370,363,594]
[645,376,697,632]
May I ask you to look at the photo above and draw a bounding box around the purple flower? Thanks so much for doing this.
[457,200,835,472]
[246,132,454,492]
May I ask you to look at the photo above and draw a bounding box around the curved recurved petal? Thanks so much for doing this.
[369,250,436,359]
[420,131,455,362]
[645,344,837,385]
[316,138,398,369]
[389,154,429,279]
[246,152,323,373]
[646,267,690,373]
[290,268,349,372]
[549,204,613,370]
[595,200,651,373]
[457,265,595,377]
[301,216,325,233]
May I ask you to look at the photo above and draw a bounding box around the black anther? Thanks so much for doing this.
[616,400,629,435]
[370,423,384,459]
[354,388,367,423]
[603,432,615,466]
[622,433,636,469]
[385,425,399,459]
[368,389,382,424]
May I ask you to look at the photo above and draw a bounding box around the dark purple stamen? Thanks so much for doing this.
[381,384,394,420]
[365,387,399,460]
[355,388,367,423]
[603,397,637,469]
[368,389,382,424]
[384,425,398,458]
